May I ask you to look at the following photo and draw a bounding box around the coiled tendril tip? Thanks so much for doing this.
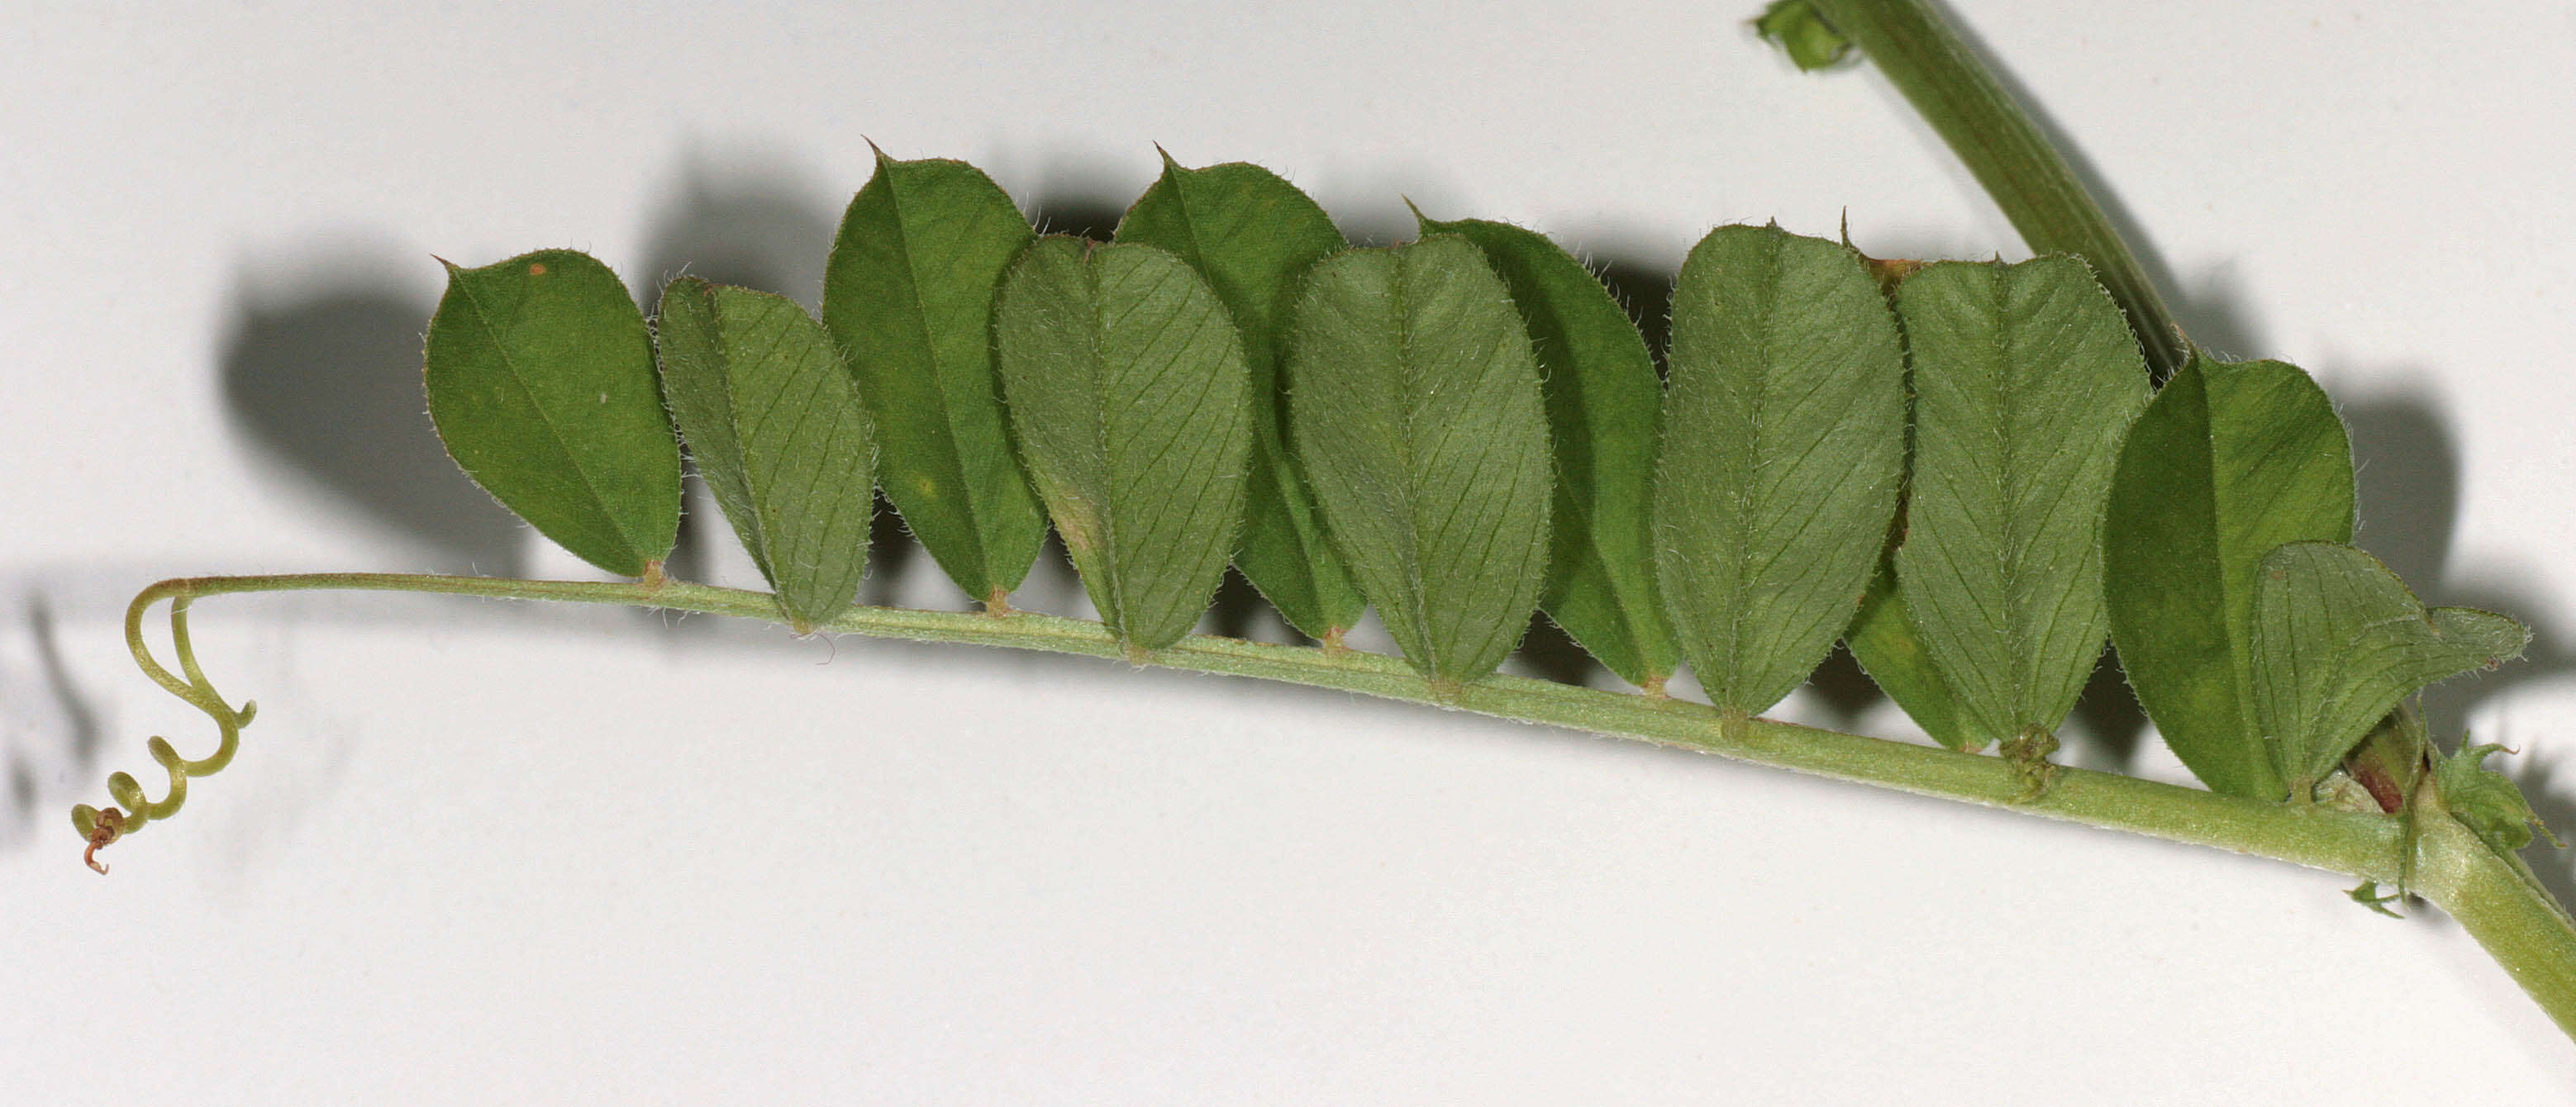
[73,585,255,875]
[78,807,125,875]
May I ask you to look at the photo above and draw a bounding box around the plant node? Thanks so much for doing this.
[2000,726,2061,801]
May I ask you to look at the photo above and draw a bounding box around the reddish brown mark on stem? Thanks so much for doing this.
[2354,761,2408,815]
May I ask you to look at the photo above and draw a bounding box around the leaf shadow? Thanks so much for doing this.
[2342,390,2458,600]
[1507,615,1604,688]
[2065,647,2150,773]
[218,245,527,577]
[1027,193,1131,245]
[1802,644,1885,729]
[0,597,108,854]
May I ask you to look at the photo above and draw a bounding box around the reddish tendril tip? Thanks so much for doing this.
[85,809,126,875]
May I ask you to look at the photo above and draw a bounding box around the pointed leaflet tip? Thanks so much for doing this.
[1153,143,1181,172]
[821,155,1045,601]
[1402,195,1431,232]
[424,249,680,577]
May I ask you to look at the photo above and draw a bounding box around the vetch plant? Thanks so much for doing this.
[64,0,2576,1053]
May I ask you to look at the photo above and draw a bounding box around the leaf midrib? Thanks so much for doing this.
[1081,248,1132,639]
[448,272,644,570]
[1386,253,1440,674]
[1161,168,1346,630]
[881,165,1005,592]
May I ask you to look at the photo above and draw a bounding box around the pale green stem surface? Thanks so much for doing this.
[2412,795,2576,1039]
[88,572,2576,1039]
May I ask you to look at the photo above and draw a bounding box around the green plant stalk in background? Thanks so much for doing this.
[1793,0,2191,379]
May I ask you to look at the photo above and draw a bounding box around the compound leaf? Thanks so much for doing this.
[1287,235,1552,691]
[994,237,1255,654]
[424,249,679,577]
[1114,154,1364,640]
[1420,212,1678,689]
[2104,356,2354,799]
[1893,257,2148,746]
[1653,225,1904,715]
[656,278,879,632]
[822,150,1044,606]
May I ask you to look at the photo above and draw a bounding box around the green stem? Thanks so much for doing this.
[107,572,2397,870]
[1801,0,2191,379]
[87,571,2576,1039]
[2414,816,2576,1038]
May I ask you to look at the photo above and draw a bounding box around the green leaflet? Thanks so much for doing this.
[1287,235,1553,691]
[1893,257,2147,747]
[821,150,1045,606]
[1840,254,1977,750]
[1112,154,1364,640]
[1419,212,1678,689]
[2251,541,2528,801]
[993,238,1254,655]
[1653,225,1904,715]
[423,249,679,578]
[655,278,879,633]
[2104,356,2354,799]
[1846,542,1978,750]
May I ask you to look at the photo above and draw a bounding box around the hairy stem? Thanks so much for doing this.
[1803,0,2189,379]
[111,572,2394,868]
[2414,816,2576,1038]
[89,571,2576,1039]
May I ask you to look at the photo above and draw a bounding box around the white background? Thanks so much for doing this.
[6,1,2575,1100]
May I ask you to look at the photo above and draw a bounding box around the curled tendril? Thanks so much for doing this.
[72,586,256,874]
